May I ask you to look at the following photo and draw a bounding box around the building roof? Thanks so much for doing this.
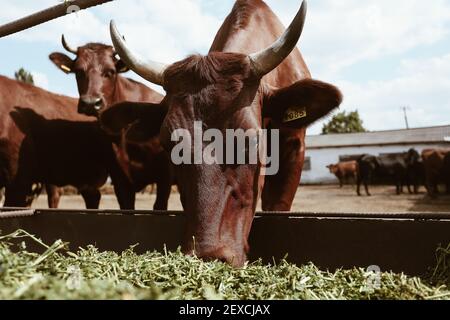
[306,125,450,149]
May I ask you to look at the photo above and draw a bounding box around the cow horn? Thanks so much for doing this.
[110,20,167,86]
[61,34,78,54]
[249,0,307,76]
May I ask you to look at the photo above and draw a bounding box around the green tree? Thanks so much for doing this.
[14,68,34,85]
[322,110,366,134]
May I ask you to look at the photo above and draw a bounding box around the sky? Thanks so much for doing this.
[0,0,449,135]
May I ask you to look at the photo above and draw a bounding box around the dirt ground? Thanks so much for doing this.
[32,184,450,213]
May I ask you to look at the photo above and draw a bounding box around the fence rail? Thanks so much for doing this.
[0,0,114,38]
[1,207,450,220]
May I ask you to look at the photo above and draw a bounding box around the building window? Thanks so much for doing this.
[303,157,311,171]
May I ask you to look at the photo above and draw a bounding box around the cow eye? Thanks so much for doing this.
[103,70,115,78]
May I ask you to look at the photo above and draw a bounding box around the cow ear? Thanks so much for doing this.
[100,102,167,142]
[116,59,130,73]
[263,79,343,128]
[49,52,75,74]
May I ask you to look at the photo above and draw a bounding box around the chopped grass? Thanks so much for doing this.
[0,229,448,300]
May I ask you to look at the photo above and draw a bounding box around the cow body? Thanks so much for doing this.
[50,42,173,210]
[356,149,421,196]
[0,75,109,208]
[422,149,450,197]
[327,161,358,188]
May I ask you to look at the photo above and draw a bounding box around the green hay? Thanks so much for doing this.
[0,229,448,300]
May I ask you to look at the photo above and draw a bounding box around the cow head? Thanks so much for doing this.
[406,148,420,166]
[49,37,129,117]
[327,164,338,174]
[101,1,342,266]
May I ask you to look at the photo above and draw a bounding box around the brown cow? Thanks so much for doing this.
[0,75,109,208]
[444,152,450,193]
[101,0,342,266]
[422,149,450,197]
[49,38,173,210]
[327,161,358,188]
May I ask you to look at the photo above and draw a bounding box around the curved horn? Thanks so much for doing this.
[61,34,78,54]
[249,0,307,76]
[110,20,167,86]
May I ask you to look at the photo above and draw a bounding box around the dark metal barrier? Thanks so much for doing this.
[1,208,449,277]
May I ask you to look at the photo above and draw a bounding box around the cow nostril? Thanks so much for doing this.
[94,99,103,110]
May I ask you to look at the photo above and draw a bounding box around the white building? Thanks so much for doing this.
[302,125,450,184]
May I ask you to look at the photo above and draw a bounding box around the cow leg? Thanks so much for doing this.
[80,188,101,209]
[46,184,61,208]
[425,173,437,197]
[111,175,135,209]
[396,179,402,195]
[108,161,136,209]
[339,178,343,188]
[364,181,371,196]
[115,187,135,210]
[4,182,31,207]
[414,183,419,194]
[153,179,171,211]
[363,174,371,196]
[407,181,413,194]
[356,176,362,196]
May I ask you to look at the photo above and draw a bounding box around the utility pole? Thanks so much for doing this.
[401,106,410,130]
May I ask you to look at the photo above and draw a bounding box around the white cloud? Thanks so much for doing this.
[308,53,450,134]
[270,0,450,77]
[31,71,50,90]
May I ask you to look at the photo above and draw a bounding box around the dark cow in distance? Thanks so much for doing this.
[0,75,109,208]
[101,0,342,266]
[10,107,117,208]
[356,149,421,196]
[327,161,358,188]
[422,149,450,197]
[49,37,173,210]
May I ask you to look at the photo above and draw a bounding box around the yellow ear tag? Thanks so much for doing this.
[61,65,71,73]
[283,106,307,123]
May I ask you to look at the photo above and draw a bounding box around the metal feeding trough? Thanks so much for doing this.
[0,208,449,277]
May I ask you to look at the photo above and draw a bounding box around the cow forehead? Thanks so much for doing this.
[75,45,116,70]
[163,53,254,92]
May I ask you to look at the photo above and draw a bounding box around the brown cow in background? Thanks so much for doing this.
[422,149,450,197]
[327,161,358,188]
[49,38,174,210]
[0,75,109,208]
[101,0,342,266]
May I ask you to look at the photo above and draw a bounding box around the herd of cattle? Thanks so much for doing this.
[0,0,446,265]
[327,149,450,197]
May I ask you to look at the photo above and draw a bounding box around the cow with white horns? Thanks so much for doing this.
[101,0,343,266]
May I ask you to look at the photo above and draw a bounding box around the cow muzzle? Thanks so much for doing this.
[78,96,105,116]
